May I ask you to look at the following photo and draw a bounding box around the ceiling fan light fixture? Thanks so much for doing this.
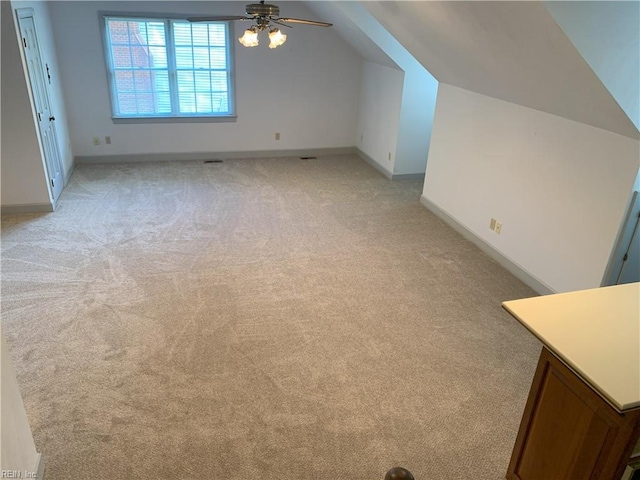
[268,27,287,49]
[190,1,331,49]
[239,27,259,47]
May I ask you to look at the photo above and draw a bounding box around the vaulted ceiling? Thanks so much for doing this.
[305,1,639,140]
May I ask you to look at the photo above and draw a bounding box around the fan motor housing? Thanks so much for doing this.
[246,3,280,17]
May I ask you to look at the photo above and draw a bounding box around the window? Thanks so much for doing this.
[102,15,235,121]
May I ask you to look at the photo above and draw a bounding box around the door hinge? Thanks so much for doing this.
[23,37,27,48]
[51,179,55,188]
[623,253,628,262]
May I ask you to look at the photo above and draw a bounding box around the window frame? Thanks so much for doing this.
[99,12,237,123]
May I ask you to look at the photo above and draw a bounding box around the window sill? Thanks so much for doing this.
[112,115,237,124]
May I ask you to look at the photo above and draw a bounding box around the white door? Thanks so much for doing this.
[17,10,64,203]
[605,191,640,285]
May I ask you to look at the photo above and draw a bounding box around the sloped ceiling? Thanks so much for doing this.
[544,1,640,131]
[305,1,399,70]
[306,1,638,139]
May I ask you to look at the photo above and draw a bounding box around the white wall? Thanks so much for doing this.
[423,84,640,293]
[394,68,438,175]
[337,1,438,176]
[356,61,403,176]
[1,0,51,209]
[48,1,361,158]
[545,1,640,131]
[355,1,438,176]
[1,332,41,475]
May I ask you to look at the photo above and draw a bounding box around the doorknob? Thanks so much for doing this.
[385,467,415,480]
[49,116,55,121]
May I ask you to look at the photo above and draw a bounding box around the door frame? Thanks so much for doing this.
[602,189,640,286]
[15,7,65,205]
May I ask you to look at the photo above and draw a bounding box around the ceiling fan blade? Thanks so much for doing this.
[278,17,333,27]
[268,19,292,29]
[187,15,250,22]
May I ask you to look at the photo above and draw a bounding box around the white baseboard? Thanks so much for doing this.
[63,159,76,187]
[1,203,54,214]
[420,195,555,296]
[391,172,426,181]
[75,147,357,164]
[355,148,426,181]
[355,148,393,179]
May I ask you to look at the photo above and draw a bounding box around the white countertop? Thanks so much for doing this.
[503,283,640,412]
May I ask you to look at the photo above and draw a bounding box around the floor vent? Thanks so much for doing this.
[204,160,223,164]
[299,156,317,160]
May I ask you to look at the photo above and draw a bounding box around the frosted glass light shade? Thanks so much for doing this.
[268,29,287,49]
[239,28,259,47]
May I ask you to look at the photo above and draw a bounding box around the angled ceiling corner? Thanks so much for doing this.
[358,1,638,139]
[303,1,400,70]
[544,0,640,133]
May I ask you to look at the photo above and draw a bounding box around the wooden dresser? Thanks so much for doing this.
[502,283,640,480]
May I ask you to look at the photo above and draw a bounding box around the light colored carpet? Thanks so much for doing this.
[1,154,541,479]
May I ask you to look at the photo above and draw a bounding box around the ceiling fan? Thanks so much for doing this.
[187,1,332,48]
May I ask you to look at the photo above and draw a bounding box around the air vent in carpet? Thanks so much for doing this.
[204,160,223,163]
[299,156,317,160]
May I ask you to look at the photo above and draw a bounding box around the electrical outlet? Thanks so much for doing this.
[489,218,497,231]
[275,132,280,141]
[92,137,100,145]
[495,221,502,234]
[105,136,112,145]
